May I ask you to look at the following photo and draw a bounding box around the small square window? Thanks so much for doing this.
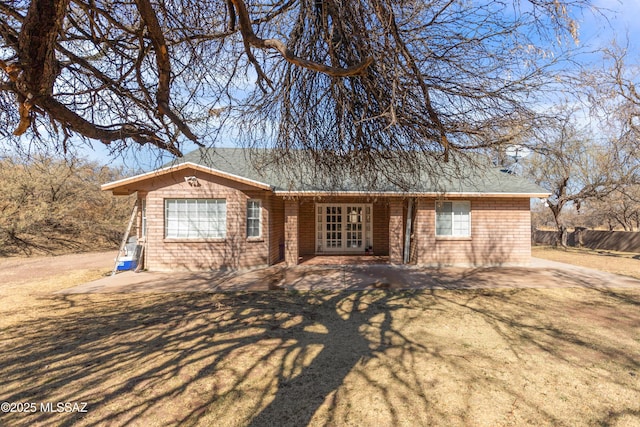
[436,201,470,237]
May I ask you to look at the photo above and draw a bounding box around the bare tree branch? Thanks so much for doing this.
[133,0,199,143]
[0,0,595,169]
[230,0,372,78]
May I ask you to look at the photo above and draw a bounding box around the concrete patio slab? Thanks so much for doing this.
[58,257,640,294]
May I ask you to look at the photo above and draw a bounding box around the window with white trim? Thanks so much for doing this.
[165,199,226,239]
[436,201,470,237]
[246,199,261,238]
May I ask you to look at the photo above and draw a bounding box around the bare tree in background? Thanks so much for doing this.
[584,188,640,231]
[526,112,623,246]
[577,41,640,231]
[0,154,132,255]
[1,0,591,172]
[586,42,640,153]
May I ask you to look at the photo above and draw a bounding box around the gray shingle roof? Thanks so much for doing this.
[164,147,548,196]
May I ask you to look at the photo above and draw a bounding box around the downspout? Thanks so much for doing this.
[403,198,414,264]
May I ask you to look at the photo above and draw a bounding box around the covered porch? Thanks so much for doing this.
[283,197,407,266]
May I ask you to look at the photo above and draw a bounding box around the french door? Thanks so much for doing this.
[316,204,372,253]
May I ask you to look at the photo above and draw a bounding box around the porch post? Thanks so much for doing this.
[389,199,404,264]
[284,199,299,266]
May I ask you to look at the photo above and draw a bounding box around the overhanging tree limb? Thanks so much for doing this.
[371,0,452,160]
[230,0,373,78]
[133,0,199,143]
[0,0,597,169]
[13,0,69,135]
[38,94,184,156]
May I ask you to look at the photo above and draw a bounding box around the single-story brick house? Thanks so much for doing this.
[102,148,549,270]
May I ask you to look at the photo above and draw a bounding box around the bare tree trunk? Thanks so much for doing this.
[574,227,585,248]
[560,225,568,247]
[550,204,565,247]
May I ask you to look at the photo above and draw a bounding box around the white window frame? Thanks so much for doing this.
[435,200,471,237]
[246,199,262,239]
[165,199,226,239]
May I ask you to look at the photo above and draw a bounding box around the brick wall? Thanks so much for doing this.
[373,200,390,256]
[413,197,531,266]
[142,169,272,271]
[284,200,299,265]
[298,200,315,255]
[389,199,404,263]
[268,196,285,264]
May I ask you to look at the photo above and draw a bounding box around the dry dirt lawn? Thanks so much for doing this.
[0,252,639,427]
[533,246,640,280]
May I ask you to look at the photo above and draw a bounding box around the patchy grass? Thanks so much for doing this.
[533,245,640,280]
[1,254,639,426]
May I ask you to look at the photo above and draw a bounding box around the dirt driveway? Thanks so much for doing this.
[0,251,116,284]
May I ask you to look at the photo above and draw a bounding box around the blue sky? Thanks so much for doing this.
[575,0,640,55]
[78,0,640,172]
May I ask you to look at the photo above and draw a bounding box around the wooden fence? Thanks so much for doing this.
[533,229,640,253]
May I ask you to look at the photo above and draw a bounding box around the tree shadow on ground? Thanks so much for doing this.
[1,282,639,426]
[1,290,420,426]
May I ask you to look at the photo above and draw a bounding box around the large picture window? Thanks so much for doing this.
[165,199,226,239]
[436,201,470,237]
[246,199,261,238]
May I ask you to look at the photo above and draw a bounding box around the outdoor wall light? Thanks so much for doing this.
[184,176,200,187]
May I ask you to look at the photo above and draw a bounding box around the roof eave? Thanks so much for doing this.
[273,190,551,198]
[101,162,273,194]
